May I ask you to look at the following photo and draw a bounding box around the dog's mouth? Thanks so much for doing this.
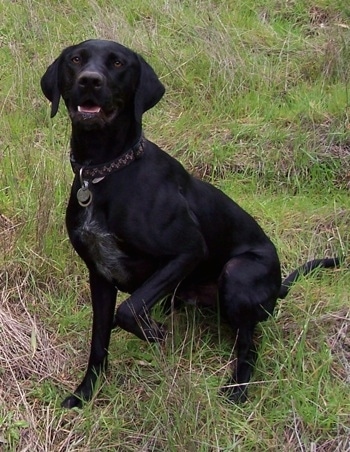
[75,102,104,119]
[69,101,118,127]
[78,105,102,114]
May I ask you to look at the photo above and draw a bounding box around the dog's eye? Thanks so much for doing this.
[71,56,81,64]
[113,60,123,68]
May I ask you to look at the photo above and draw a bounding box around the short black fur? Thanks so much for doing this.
[41,39,340,408]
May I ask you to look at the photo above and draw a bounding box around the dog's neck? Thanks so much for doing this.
[70,137,144,181]
[70,115,142,166]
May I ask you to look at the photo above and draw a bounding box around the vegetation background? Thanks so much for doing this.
[0,0,349,450]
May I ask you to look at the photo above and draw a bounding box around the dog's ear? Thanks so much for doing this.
[41,57,61,118]
[134,55,165,123]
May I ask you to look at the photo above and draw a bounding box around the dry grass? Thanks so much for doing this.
[0,270,68,450]
[0,214,18,261]
[1,265,349,450]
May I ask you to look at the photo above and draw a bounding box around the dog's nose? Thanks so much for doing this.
[78,71,104,90]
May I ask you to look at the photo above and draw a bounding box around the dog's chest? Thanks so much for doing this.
[77,207,130,283]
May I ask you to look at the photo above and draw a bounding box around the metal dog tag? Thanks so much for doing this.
[77,168,93,207]
[77,185,92,207]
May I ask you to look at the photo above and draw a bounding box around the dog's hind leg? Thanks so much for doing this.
[219,322,257,403]
[218,255,280,403]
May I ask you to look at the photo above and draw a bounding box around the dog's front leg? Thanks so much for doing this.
[62,270,117,408]
[114,252,204,342]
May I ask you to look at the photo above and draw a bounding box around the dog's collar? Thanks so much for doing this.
[70,137,145,180]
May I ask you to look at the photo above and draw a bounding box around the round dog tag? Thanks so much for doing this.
[77,187,92,207]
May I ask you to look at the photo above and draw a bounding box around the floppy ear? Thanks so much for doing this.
[41,57,61,118]
[134,55,165,123]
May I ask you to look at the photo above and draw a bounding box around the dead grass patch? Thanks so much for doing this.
[0,266,89,450]
[0,213,19,259]
[176,121,350,190]
[0,271,68,388]
[321,308,350,383]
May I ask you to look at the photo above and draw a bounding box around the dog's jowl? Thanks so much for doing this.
[41,39,339,408]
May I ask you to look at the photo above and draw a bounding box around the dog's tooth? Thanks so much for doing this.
[77,105,101,113]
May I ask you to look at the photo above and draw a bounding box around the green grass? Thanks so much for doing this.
[0,0,349,450]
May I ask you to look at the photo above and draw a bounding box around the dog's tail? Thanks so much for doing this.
[278,257,341,300]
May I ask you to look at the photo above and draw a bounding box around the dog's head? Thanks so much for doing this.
[41,39,165,128]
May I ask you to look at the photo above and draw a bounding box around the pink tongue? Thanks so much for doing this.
[78,105,101,113]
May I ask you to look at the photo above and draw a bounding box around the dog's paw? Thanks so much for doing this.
[113,309,167,343]
[143,322,167,343]
[61,393,84,409]
[219,384,248,404]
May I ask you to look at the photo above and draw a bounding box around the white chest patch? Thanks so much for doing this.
[77,207,130,284]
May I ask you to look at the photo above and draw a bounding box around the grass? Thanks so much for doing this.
[0,0,349,450]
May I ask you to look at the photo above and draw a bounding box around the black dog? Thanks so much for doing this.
[41,39,339,408]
